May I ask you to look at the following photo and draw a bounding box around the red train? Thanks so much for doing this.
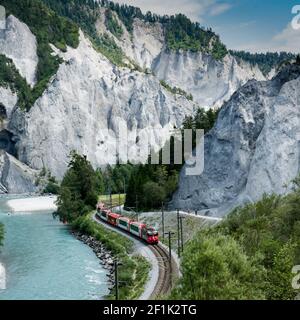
[96,202,159,244]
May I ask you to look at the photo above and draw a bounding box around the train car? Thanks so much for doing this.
[129,221,145,238]
[142,226,159,244]
[107,212,121,226]
[117,216,131,231]
[95,202,159,244]
[97,209,110,222]
[129,221,159,244]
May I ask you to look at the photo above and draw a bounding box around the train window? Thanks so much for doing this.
[130,225,139,232]
[119,220,128,227]
[147,229,158,236]
[101,212,106,218]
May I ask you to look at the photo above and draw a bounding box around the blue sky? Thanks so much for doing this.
[118,0,300,53]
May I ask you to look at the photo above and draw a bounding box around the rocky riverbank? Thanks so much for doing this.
[71,230,115,294]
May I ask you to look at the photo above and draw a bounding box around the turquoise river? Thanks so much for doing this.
[0,196,109,300]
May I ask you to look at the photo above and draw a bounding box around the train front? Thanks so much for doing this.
[146,227,159,244]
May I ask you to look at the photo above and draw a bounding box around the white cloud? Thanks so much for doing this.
[271,24,300,52]
[234,23,300,53]
[115,0,231,22]
[209,3,231,16]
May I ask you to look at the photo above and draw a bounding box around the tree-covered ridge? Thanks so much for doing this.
[230,51,296,76]
[102,1,228,59]
[1,0,79,110]
[42,0,228,60]
[163,14,227,59]
[172,182,300,300]
[100,0,144,33]
[42,0,127,66]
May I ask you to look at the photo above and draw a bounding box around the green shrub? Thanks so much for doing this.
[160,80,193,100]
[171,232,266,299]
[43,181,60,194]
[172,188,300,300]
[105,9,123,39]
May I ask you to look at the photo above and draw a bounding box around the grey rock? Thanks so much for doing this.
[13,32,195,179]
[0,15,38,87]
[171,64,300,216]
[0,14,281,194]
[152,50,265,108]
[0,150,39,194]
[97,13,265,108]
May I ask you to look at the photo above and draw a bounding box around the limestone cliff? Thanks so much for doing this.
[171,64,300,216]
[95,10,265,108]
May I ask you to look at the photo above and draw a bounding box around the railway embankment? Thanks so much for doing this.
[71,213,150,300]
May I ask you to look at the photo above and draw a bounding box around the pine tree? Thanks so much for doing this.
[55,151,99,222]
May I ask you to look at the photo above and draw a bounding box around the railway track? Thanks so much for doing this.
[93,213,179,299]
[148,243,177,299]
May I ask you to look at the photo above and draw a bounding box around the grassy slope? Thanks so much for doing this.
[99,194,126,208]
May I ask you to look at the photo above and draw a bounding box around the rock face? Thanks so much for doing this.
[0,87,17,123]
[0,87,32,193]
[171,64,300,216]
[0,150,38,194]
[96,13,265,108]
[0,15,38,87]
[0,13,295,199]
[0,13,198,185]
[12,31,195,178]
[152,51,265,108]
[95,9,164,71]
